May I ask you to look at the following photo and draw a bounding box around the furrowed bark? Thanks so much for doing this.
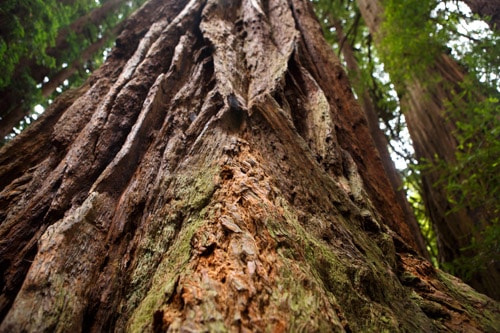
[0,0,499,332]
[331,15,430,260]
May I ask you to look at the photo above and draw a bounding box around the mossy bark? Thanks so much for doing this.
[0,0,499,331]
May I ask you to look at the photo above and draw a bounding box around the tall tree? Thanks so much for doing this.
[356,0,500,300]
[463,0,500,31]
[0,0,499,331]
[321,5,430,260]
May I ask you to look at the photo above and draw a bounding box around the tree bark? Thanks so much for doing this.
[356,0,500,300]
[0,0,499,331]
[330,15,430,260]
[463,0,500,32]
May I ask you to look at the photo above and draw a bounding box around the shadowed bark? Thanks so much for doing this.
[463,0,500,32]
[0,0,499,331]
[356,0,500,300]
[330,14,430,260]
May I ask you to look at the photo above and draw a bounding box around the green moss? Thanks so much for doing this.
[255,243,334,331]
[173,166,219,211]
[436,270,500,331]
[264,198,346,330]
[265,196,427,332]
[127,166,220,332]
[128,213,205,332]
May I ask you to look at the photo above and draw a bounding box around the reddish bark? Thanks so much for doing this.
[331,15,430,260]
[0,0,498,331]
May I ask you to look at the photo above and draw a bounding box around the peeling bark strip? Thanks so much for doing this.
[0,0,499,332]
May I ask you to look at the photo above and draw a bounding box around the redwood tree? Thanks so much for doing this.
[463,0,500,31]
[0,0,499,332]
[356,0,500,301]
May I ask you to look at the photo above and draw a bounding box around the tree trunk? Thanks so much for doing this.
[463,0,500,32]
[356,0,500,300]
[330,15,430,260]
[0,0,499,331]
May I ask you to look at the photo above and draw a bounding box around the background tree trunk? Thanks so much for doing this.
[0,0,499,331]
[356,0,500,301]
[463,0,500,32]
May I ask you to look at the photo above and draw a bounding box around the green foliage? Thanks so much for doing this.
[311,0,361,54]
[374,0,500,267]
[403,166,439,266]
[1,0,147,142]
[440,95,500,215]
[380,0,500,92]
[381,0,500,276]
[379,0,444,86]
[312,0,500,274]
[442,221,500,281]
[435,4,500,91]
[0,0,96,88]
[433,89,500,279]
